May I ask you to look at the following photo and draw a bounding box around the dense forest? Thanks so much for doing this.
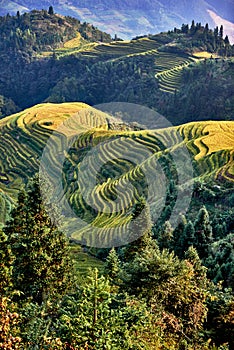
[0,11,233,124]
[1,175,233,349]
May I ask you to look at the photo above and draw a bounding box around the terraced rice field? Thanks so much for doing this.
[192,51,220,59]
[0,103,233,244]
[155,52,196,93]
[56,36,203,93]
[72,37,162,60]
[73,38,200,93]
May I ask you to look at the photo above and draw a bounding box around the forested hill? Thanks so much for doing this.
[0,0,233,40]
[0,8,111,55]
[0,10,233,125]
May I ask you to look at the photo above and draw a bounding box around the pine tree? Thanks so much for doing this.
[219,25,223,39]
[123,197,154,261]
[194,206,213,260]
[185,246,208,287]
[181,220,195,254]
[104,247,121,281]
[224,35,230,46]
[4,175,73,304]
[0,229,14,296]
[158,221,174,250]
[190,20,195,34]
[48,6,54,15]
[173,214,187,258]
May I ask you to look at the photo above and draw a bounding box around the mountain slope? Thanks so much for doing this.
[0,11,233,123]
[0,103,233,245]
[0,0,233,40]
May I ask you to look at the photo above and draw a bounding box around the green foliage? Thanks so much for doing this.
[0,11,233,122]
[104,247,121,281]
[122,197,154,260]
[19,301,63,348]
[54,268,148,349]
[170,59,234,123]
[0,229,13,295]
[194,206,213,259]
[158,220,174,250]
[181,220,195,255]
[0,95,19,118]
[123,245,208,340]
[206,284,234,348]
[173,214,187,258]
[3,175,73,304]
[206,233,234,289]
[0,10,111,54]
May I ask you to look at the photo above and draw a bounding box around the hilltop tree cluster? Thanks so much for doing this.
[168,21,233,56]
[0,175,233,348]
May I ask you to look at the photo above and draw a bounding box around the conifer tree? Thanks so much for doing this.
[123,197,154,261]
[4,175,73,304]
[224,35,230,46]
[158,220,174,250]
[0,229,14,296]
[173,214,187,258]
[48,6,54,15]
[104,247,121,281]
[219,25,223,39]
[190,20,195,34]
[181,220,195,254]
[194,206,213,260]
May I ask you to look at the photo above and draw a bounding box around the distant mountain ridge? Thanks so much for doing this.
[0,0,233,39]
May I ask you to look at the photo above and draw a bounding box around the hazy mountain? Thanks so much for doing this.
[0,0,233,39]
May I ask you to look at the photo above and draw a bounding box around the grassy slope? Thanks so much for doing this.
[0,103,233,238]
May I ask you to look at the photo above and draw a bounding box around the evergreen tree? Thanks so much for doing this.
[185,246,208,288]
[181,220,195,254]
[0,229,14,296]
[219,25,223,39]
[123,197,153,261]
[173,214,187,258]
[104,247,121,282]
[194,206,213,260]
[158,220,174,250]
[190,20,195,34]
[48,6,54,15]
[4,175,73,304]
[224,35,230,46]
